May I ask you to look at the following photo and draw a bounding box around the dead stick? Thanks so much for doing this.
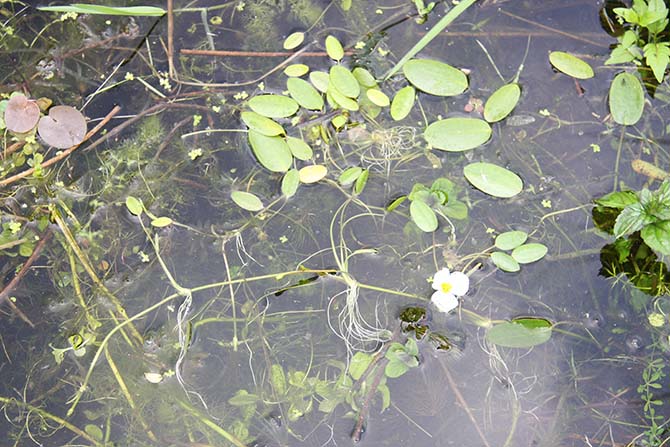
[0,229,52,326]
[499,9,605,47]
[2,141,24,160]
[180,49,354,57]
[167,0,175,78]
[351,357,389,443]
[0,106,121,187]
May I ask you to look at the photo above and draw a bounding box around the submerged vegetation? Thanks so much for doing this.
[0,0,670,445]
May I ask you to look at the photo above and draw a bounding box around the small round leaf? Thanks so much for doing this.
[511,243,548,264]
[284,64,309,77]
[4,94,40,133]
[281,169,300,198]
[283,32,305,50]
[325,35,344,61]
[38,105,87,148]
[609,72,644,126]
[231,191,264,212]
[495,230,528,250]
[484,83,521,123]
[366,89,390,107]
[390,86,415,121]
[491,252,520,272]
[125,196,143,216]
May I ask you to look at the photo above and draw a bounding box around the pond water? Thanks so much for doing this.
[1,0,669,446]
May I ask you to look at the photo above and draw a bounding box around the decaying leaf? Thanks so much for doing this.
[4,94,40,133]
[37,105,87,149]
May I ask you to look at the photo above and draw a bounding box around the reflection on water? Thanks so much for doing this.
[1,0,668,446]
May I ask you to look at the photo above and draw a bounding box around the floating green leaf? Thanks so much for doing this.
[511,243,548,264]
[366,89,390,107]
[548,51,594,79]
[286,136,313,160]
[241,111,284,136]
[349,352,373,380]
[325,35,344,61]
[283,32,305,50]
[424,118,491,151]
[463,162,523,198]
[125,196,143,216]
[287,78,324,110]
[329,87,359,111]
[151,217,173,228]
[491,251,520,272]
[484,83,521,123]
[609,72,644,125]
[38,3,165,16]
[352,67,377,88]
[403,59,468,96]
[248,131,293,172]
[309,71,330,93]
[299,165,327,184]
[329,65,360,98]
[281,169,300,198]
[410,200,438,232]
[339,166,363,185]
[248,95,299,118]
[231,191,264,212]
[354,169,369,194]
[284,64,309,77]
[390,86,415,121]
[495,230,528,250]
[487,319,552,348]
[84,424,103,441]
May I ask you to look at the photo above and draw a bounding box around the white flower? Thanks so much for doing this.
[430,268,469,313]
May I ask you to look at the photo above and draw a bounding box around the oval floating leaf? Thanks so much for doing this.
[609,72,644,126]
[390,86,415,121]
[339,166,363,185]
[125,196,143,216]
[549,51,594,79]
[38,3,165,15]
[4,94,40,133]
[484,83,521,123]
[231,191,264,211]
[366,89,390,107]
[284,64,309,77]
[330,65,360,98]
[410,200,438,232]
[491,251,520,272]
[325,35,344,61]
[151,217,173,227]
[424,118,491,152]
[299,164,327,183]
[286,136,313,160]
[403,59,468,97]
[463,162,523,198]
[354,169,369,194]
[511,243,548,264]
[495,230,528,250]
[329,87,359,111]
[283,32,305,50]
[38,105,87,148]
[241,111,284,136]
[287,78,324,110]
[487,320,552,348]
[281,169,300,198]
[309,71,330,93]
[352,67,377,88]
[248,130,293,172]
[248,95,299,118]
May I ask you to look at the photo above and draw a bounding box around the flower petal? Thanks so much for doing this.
[448,271,470,296]
[431,268,452,290]
[431,291,459,313]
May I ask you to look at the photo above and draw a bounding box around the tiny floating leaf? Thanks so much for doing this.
[284,64,310,77]
[495,230,528,251]
[231,191,264,212]
[281,169,300,198]
[4,94,40,133]
[390,86,415,121]
[283,32,305,50]
[548,51,594,79]
[241,111,284,136]
[403,59,468,97]
[609,72,644,125]
[309,71,330,93]
[125,196,143,216]
[463,162,523,198]
[484,83,521,123]
[339,166,363,185]
[248,95,299,118]
[354,169,369,194]
[511,243,548,264]
[424,118,491,152]
[287,78,324,110]
[410,200,438,232]
[325,35,344,61]
[491,251,520,272]
[298,165,327,184]
[151,217,173,228]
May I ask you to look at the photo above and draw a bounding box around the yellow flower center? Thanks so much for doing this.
[441,282,453,293]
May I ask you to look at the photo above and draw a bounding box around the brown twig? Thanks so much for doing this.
[0,106,121,187]
[180,49,354,58]
[0,229,52,327]
[351,357,389,443]
[499,9,606,47]
[2,141,24,160]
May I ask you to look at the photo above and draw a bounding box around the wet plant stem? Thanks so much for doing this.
[0,396,103,446]
[177,399,248,447]
[221,238,239,351]
[351,356,389,443]
[614,127,626,191]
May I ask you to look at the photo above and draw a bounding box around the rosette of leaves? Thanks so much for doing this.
[490,230,548,273]
[390,177,468,233]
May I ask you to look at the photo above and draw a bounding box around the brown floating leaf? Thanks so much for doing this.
[38,105,87,149]
[4,94,40,133]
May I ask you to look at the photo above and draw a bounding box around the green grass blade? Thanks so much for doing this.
[38,4,166,16]
[384,0,478,80]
